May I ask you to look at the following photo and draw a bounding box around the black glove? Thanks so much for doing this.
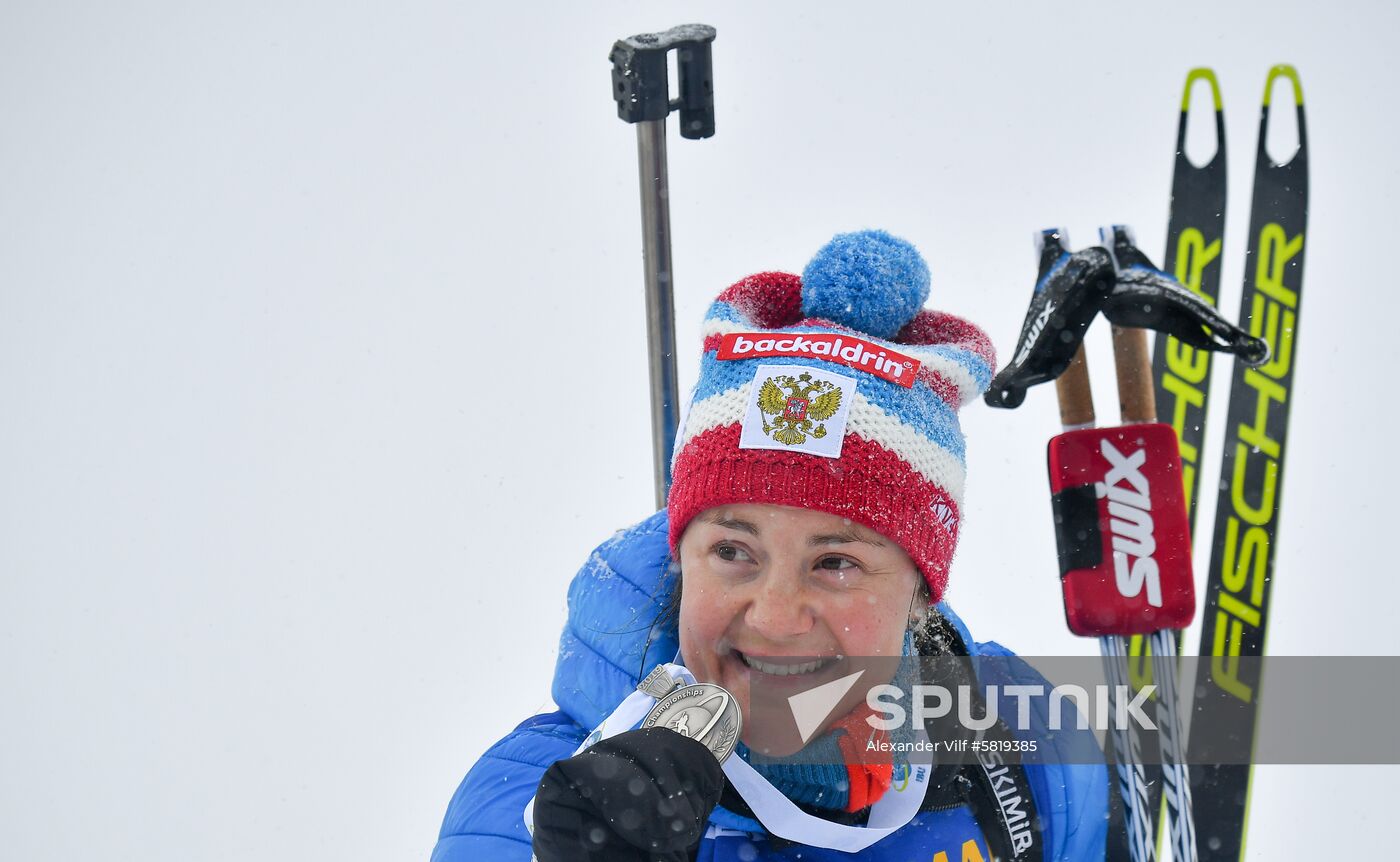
[531,727,725,862]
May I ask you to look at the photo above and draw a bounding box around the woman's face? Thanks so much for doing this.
[676,503,922,755]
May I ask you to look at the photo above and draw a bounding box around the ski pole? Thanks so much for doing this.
[1104,291,1197,862]
[1146,628,1194,862]
[987,220,1267,862]
[608,23,716,508]
[1008,226,1212,862]
[1046,309,1159,862]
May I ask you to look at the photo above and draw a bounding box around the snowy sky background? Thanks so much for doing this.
[3,2,1396,859]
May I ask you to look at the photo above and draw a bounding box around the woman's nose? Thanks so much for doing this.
[743,572,814,641]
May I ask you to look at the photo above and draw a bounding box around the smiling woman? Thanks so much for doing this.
[675,504,920,757]
[430,231,1109,861]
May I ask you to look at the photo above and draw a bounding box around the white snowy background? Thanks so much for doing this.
[2,1,1395,859]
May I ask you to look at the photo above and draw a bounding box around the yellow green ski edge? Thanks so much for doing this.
[1182,67,1223,112]
[1262,64,1304,107]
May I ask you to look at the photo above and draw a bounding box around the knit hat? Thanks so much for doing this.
[666,230,996,603]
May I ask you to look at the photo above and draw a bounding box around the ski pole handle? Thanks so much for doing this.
[1110,325,1156,424]
[1101,226,1158,425]
[1054,344,1096,429]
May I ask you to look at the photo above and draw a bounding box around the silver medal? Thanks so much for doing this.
[637,668,742,764]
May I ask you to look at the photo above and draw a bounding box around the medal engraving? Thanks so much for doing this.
[637,665,681,699]
[642,683,742,764]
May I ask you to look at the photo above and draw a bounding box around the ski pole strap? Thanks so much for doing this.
[609,24,717,138]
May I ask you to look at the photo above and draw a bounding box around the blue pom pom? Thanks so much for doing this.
[801,230,930,340]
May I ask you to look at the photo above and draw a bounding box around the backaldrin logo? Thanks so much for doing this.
[717,332,921,388]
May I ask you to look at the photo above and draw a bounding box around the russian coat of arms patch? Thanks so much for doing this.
[758,373,842,445]
[739,364,855,458]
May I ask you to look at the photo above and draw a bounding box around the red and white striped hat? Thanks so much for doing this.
[667,230,996,603]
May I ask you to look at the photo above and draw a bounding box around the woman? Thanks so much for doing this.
[431,231,1108,861]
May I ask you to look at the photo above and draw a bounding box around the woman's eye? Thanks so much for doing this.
[817,556,859,575]
[714,543,753,563]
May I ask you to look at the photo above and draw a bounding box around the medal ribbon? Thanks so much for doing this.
[524,662,931,853]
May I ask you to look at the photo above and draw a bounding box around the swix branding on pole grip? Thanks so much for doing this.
[1097,439,1164,609]
[717,332,921,388]
[1014,301,1056,367]
[1047,424,1196,637]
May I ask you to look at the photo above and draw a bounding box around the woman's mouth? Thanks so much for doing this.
[735,651,840,677]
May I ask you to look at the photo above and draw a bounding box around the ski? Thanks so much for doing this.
[1129,67,1230,861]
[1111,68,1229,862]
[1154,68,1229,532]
[1187,65,1308,862]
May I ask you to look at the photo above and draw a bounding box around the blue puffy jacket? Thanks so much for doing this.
[431,512,1107,861]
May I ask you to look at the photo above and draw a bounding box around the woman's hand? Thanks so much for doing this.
[531,727,725,862]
